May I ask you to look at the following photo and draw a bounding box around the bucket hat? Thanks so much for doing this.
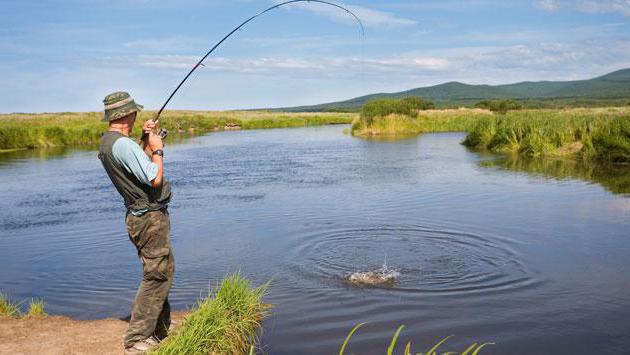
[103,91,144,122]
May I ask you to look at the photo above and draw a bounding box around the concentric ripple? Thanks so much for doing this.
[287,225,538,295]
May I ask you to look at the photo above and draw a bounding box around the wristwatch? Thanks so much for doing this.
[152,149,164,157]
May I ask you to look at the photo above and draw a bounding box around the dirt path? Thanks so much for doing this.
[0,313,186,355]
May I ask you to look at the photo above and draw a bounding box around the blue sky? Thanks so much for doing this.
[1,0,629,113]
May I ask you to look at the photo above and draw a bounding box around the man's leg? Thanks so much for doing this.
[124,210,175,350]
[152,297,171,341]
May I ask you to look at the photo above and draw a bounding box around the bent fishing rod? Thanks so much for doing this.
[142,0,365,143]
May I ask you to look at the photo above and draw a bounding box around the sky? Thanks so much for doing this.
[0,0,629,113]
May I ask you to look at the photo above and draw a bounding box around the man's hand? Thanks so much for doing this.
[148,132,164,152]
[143,120,157,135]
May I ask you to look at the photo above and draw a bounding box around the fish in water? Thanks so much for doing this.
[347,265,400,287]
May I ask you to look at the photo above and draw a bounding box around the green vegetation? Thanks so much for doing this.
[0,293,47,319]
[360,97,435,125]
[474,99,523,114]
[353,100,629,164]
[463,108,630,161]
[339,323,495,355]
[0,292,22,318]
[352,97,490,137]
[0,110,356,151]
[25,299,47,318]
[154,274,270,355]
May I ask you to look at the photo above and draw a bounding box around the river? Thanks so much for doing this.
[1,126,629,354]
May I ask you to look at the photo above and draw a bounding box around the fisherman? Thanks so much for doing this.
[97,92,174,355]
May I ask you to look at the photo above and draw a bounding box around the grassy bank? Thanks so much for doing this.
[0,110,357,151]
[463,107,630,162]
[154,274,270,355]
[352,97,630,163]
[351,108,492,137]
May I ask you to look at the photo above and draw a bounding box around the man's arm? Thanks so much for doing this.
[148,132,164,188]
[111,136,162,187]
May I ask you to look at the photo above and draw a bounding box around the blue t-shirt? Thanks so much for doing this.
[111,137,161,215]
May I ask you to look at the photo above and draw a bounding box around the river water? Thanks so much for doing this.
[1,126,629,354]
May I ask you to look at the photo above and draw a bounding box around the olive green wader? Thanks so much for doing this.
[98,126,174,349]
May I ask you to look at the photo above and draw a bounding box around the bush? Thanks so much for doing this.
[474,99,523,114]
[361,97,434,126]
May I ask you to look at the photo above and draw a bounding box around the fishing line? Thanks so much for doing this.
[143,0,365,142]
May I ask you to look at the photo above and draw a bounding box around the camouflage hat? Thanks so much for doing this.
[102,91,144,122]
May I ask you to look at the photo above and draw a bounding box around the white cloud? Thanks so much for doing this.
[578,0,630,16]
[275,1,416,28]
[534,0,630,16]
[534,0,559,11]
[118,53,448,73]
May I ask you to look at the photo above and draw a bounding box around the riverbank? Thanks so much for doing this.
[0,312,187,355]
[352,106,630,163]
[0,274,269,355]
[0,110,357,151]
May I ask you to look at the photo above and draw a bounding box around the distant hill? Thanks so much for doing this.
[276,68,630,111]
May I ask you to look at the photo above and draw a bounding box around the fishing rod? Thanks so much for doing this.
[142,0,365,143]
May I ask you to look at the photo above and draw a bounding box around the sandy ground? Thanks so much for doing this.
[0,313,186,355]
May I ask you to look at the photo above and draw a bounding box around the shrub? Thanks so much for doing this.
[361,97,434,126]
[474,99,523,114]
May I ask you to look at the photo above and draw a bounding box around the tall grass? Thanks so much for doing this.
[463,107,630,161]
[352,107,491,137]
[154,274,271,355]
[0,111,356,151]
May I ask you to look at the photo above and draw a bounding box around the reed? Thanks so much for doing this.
[463,107,630,161]
[154,273,271,355]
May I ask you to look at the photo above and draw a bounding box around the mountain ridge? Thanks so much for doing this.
[276,68,630,111]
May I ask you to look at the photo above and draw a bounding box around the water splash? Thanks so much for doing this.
[347,258,401,288]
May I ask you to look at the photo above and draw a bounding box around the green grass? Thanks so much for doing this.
[0,292,22,318]
[154,273,271,355]
[25,299,47,318]
[463,107,630,162]
[0,110,357,151]
[0,293,48,319]
[352,108,491,137]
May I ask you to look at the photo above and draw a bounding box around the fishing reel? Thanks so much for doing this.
[158,127,168,140]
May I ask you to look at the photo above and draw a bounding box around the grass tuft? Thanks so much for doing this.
[0,292,22,318]
[154,273,271,355]
[25,298,47,318]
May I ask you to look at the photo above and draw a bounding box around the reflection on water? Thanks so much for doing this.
[481,154,630,195]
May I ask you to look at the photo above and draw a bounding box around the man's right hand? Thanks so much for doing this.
[148,132,164,152]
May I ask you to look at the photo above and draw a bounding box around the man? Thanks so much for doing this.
[97,91,174,355]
